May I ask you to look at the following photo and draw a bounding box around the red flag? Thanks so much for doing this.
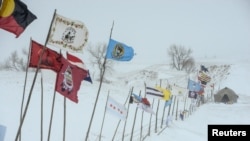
[0,0,37,37]
[55,56,87,103]
[66,52,92,83]
[29,40,62,72]
[66,52,87,70]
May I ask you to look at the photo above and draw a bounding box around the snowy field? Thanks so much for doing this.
[0,59,250,141]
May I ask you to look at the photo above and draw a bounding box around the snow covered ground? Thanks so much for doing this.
[0,59,250,141]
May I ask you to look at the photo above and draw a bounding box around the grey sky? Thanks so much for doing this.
[1,0,250,66]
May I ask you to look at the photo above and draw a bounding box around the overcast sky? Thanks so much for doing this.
[1,0,250,66]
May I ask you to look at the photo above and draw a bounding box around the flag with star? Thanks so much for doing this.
[106,96,127,121]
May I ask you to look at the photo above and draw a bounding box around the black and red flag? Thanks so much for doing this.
[0,0,37,37]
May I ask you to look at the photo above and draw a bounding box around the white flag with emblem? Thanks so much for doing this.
[106,96,127,121]
[47,13,88,53]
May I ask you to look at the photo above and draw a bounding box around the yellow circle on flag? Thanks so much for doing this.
[0,0,15,17]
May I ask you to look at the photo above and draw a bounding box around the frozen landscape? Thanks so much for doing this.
[0,58,250,141]
[1,0,250,141]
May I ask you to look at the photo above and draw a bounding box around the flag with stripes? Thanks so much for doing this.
[145,86,164,100]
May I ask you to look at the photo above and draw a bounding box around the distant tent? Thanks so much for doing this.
[214,87,238,104]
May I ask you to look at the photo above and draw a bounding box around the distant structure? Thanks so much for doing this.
[214,87,238,104]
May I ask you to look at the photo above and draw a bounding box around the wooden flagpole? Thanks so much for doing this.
[122,87,133,141]
[175,98,179,120]
[99,91,110,141]
[183,96,187,111]
[160,100,166,128]
[63,97,66,141]
[18,38,32,141]
[160,81,170,128]
[85,21,114,141]
[171,95,177,117]
[130,91,141,141]
[47,90,57,141]
[140,82,147,141]
[15,9,57,141]
[140,105,144,140]
[147,99,154,136]
[167,96,174,117]
[143,82,154,138]
[40,74,44,141]
[47,49,62,141]
[155,80,162,133]
[111,90,131,141]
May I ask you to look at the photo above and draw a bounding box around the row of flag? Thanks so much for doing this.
[107,85,175,120]
[186,65,213,99]
[1,1,214,140]
[1,0,135,103]
[0,0,134,61]
[2,0,214,132]
[106,79,210,121]
[29,40,90,103]
[28,36,135,103]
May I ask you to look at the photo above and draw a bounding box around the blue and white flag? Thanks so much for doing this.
[187,79,201,92]
[106,39,134,61]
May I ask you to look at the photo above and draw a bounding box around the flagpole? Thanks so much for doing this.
[171,95,177,117]
[147,99,154,136]
[155,80,162,133]
[140,83,147,141]
[99,91,110,141]
[85,21,114,141]
[143,82,153,139]
[130,91,141,141]
[122,87,133,141]
[111,90,131,141]
[63,97,66,141]
[14,9,57,141]
[18,38,32,141]
[40,74,44,141]
[47,90,57,141]
[160,81,169,128]
[175,98,179,120]
[47,50,62,141]
[166,95,174,126]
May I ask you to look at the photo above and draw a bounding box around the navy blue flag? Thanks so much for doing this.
[188,91,198,99]
[84,70,92,84]
[106,39,134,61]
[200,65,209,72]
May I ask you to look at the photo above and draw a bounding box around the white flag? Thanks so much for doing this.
[106,96,127,121]
[137,103,155,115]
[47,13,88,53]
[171,85,188,96]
